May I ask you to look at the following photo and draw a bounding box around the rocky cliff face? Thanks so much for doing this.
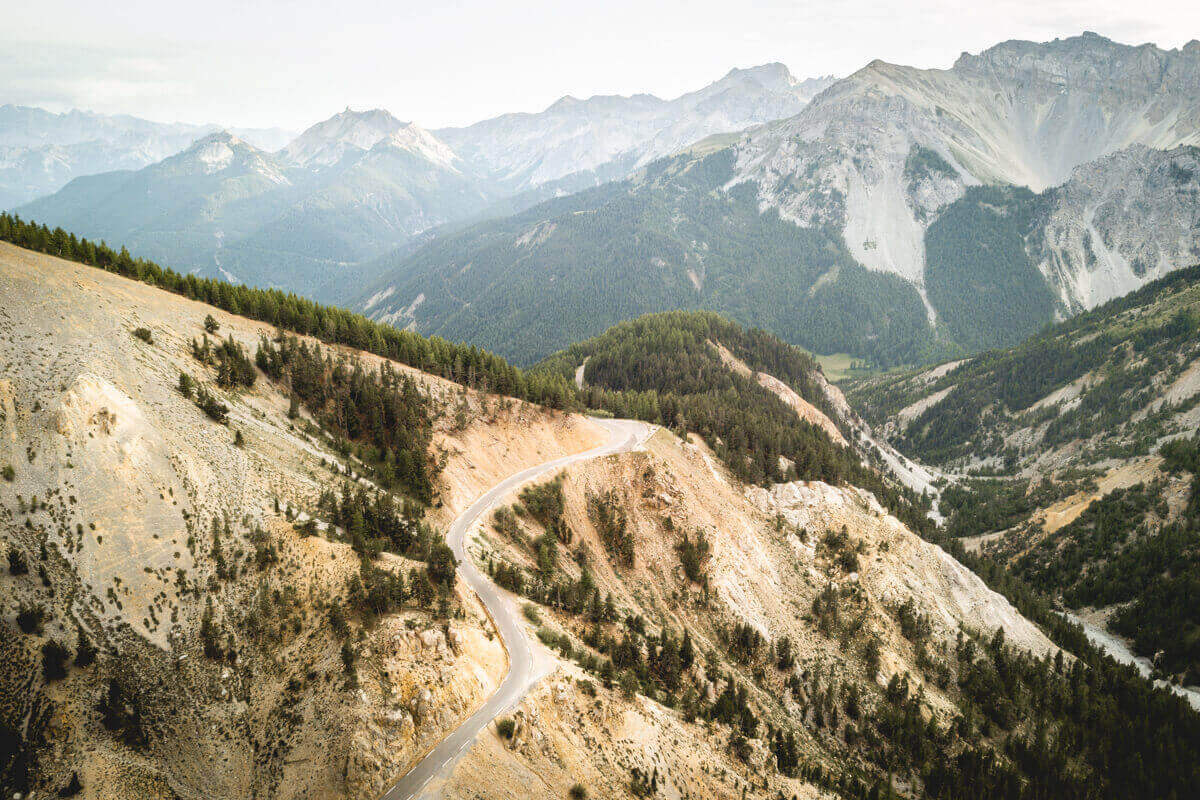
[1034,145,1200,311]
[949,33,1200,186]
[731,33,1200,314]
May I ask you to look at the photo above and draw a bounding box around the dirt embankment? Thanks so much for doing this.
[1037,456,1164,534]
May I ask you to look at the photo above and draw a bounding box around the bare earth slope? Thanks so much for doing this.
[0,242,1081,800]
[435,425,1056,799]
[0,243,611,799]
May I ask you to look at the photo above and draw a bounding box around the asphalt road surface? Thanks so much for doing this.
[379,417,652,800]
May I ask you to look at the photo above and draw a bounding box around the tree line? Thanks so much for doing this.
[0,212,575,407]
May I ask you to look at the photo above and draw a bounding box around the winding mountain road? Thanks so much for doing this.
[380,417,653,800]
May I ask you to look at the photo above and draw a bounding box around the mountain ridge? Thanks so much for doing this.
[0,104,294,209]
[435,63,836,191]
[14,64,834,295]
[356,33,1200,368]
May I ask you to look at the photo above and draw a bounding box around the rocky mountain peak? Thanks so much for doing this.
[282,107,411,168]
[193,129,243,146]
[951,31,1198,89]
[721,62,796,90]
[110,128,293,191]
[547,94,583,111]
[175,131,263,174]
[370,122,461,169]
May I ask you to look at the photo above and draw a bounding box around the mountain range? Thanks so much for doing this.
[435,63,835,191]
[358,32,1200,366]
[12,65,835,296]
[10,33,1200,369]
[0,104,293,210]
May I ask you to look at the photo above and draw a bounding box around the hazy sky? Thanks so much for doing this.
[3,0,1198,131]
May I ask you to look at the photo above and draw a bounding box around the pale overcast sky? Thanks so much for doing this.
[2,0,1198,131]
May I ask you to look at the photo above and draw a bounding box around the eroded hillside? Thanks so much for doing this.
[4,238,1200,800]
[0,242,604,799]
[436,425,1055,799]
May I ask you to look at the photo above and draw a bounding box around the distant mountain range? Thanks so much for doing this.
[435,64,834,191]
[13,33,1200,369]
[13,110,497,294]
[13,64,835,296]
[0,105,293,209]
[358,33,1200,366]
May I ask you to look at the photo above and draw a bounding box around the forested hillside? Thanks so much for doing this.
[478,417,1200,800]
[523,314,1200,800]
[847,264,1200,685]
[360,147,947,368]
[1007,443,1200,681]
[924,186,1059,351]
[850,265,1200,466]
